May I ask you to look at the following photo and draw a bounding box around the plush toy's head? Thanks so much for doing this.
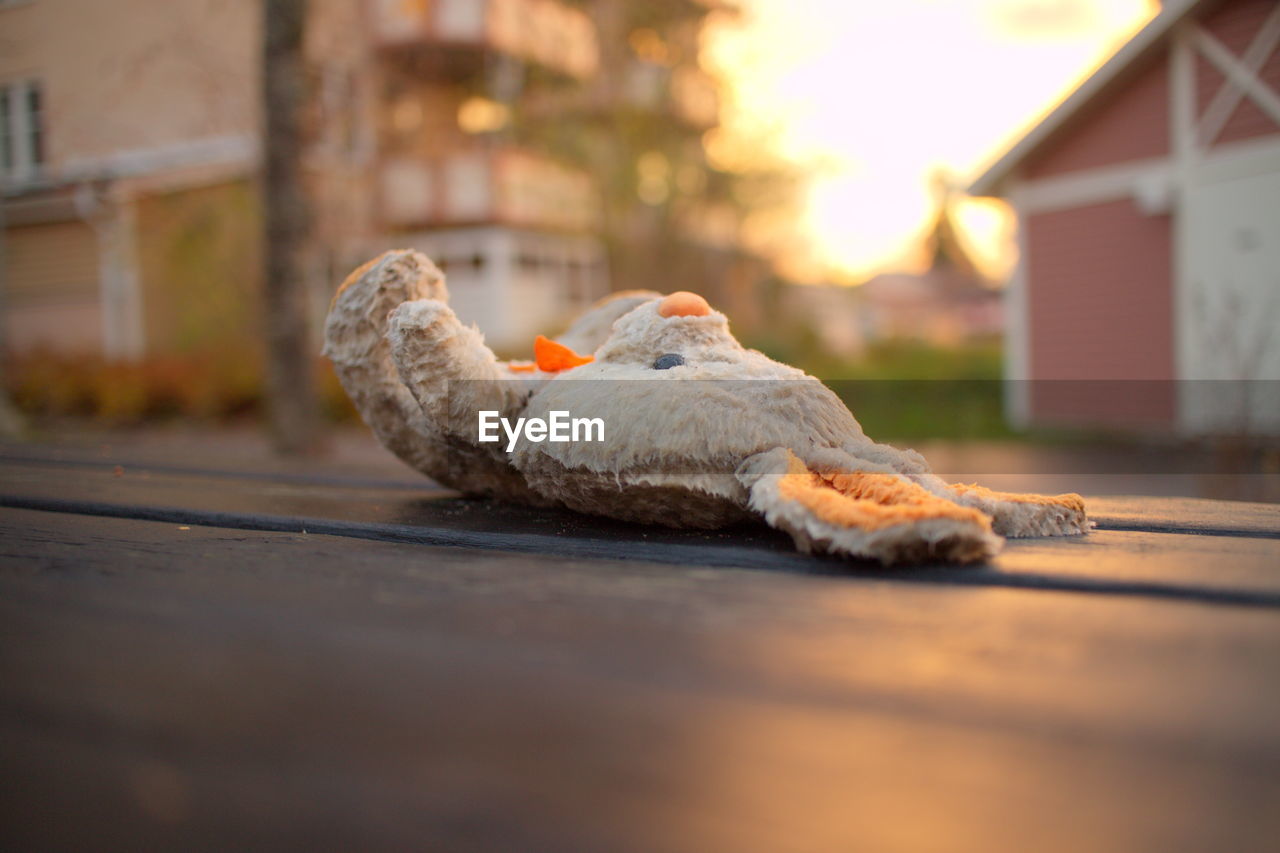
[575,293,800,380]
[512,291,876,514]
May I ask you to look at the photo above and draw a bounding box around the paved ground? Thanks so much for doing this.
[1,427,1278,851]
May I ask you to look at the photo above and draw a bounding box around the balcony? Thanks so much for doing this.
[371,0,599,80]
[663,65,720,128]
[523,62,720,128]
[379,148,599,233]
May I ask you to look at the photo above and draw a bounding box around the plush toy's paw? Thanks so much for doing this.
[387,298,530,431]
[321,251,444,466]
[388,298,456,345]
[323,250,446,366]
[948,483,1089,538]
[738,448,1002,566]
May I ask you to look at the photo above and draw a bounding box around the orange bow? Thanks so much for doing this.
[508,336,594,373]
[535,335,594,371]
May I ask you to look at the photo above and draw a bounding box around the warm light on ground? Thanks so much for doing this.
[704,0,1160,283]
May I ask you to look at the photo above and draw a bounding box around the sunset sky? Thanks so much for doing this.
[703,0,1161,283]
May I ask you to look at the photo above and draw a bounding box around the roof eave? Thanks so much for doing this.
[968,0,1208,198]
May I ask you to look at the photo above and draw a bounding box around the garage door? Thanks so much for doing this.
[2,220,103,355]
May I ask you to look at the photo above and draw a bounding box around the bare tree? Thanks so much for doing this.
[263,0,321,454]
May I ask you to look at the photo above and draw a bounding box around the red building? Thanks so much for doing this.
[970,0,1280,436]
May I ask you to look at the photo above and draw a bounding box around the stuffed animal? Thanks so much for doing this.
[324,250,1088,564]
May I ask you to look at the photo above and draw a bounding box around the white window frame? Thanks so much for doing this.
[1,78,44,185]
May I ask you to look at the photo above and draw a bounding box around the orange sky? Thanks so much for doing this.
[703,0,1161,283]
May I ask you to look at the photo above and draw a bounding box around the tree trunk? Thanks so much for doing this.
[0,198,26,438]
[262,0,320,455]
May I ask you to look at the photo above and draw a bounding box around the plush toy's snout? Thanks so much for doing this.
[658,291,712,318]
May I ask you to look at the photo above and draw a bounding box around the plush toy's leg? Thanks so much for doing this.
[738,448,1003,565]
[944,482,1089,538]
[841,438,933,477]
[322,250,450,481]
[838,440,1090,538]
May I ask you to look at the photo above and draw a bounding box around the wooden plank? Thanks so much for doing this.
[0,446,431,492]
[1,508,1278,853]
[5,445,1277,534]
[1088,494,1280,537]
[2,459,1278,604]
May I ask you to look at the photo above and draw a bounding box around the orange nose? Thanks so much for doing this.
[658,291,711,318]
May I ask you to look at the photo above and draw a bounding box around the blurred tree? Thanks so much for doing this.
[924,172,982,282]
[0,203,26,438]
[513,0,802,323]
[262,0,321,454]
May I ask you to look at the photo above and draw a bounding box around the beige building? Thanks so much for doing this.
[1,0,605,359]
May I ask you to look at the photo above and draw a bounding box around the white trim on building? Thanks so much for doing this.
[1003,183,1032,429]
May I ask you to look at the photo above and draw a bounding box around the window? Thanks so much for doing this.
[1,79,45,183]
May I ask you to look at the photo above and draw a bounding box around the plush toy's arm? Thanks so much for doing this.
[387,300,534,444]
[737,447,1002,565]
[322,250,450,479]
[323,250,551,502]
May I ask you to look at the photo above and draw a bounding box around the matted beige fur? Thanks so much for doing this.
[324,249,1089,565]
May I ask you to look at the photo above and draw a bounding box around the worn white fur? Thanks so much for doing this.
[323,249,1090,565]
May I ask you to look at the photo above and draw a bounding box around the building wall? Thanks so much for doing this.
[1,0,384,360]
[2,0,605,364]
[135,179,263,355]
[0,0,259,177]
[0,0,263,360]
[2,220,103,354]
[1023,56,1169,180]
[1024,199,1176,426]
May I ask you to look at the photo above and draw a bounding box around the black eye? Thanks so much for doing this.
[653,353,685,370]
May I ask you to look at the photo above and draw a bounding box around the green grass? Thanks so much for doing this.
[742,333,1017,441]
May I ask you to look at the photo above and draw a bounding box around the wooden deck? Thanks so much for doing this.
[1,441,1278,852]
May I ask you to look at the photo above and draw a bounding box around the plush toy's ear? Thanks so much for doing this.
[555,290,661,355]
[737,448,1002,565]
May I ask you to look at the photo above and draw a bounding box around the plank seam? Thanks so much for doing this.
[3,493,1278,610]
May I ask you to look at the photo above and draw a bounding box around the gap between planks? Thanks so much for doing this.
[3,493,1278,611]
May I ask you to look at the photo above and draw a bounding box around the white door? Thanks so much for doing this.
[1178,146,1280,435]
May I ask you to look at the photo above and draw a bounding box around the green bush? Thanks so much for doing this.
[740,333,1013,441]
[5,350,357,426]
